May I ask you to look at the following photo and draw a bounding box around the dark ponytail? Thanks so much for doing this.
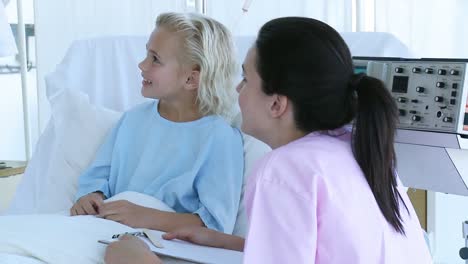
[352,75,408,234]
[256,17,408,234]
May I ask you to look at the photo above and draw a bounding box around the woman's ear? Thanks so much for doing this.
[184,70,200,91]
[269,94,288,118]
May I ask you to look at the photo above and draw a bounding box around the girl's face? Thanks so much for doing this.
[138,27,190,101]
[236,47,272,141]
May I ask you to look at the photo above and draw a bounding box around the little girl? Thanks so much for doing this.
[71,12,244,235]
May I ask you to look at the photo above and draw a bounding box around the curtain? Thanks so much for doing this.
[373,0,468,58]
[207,0,354,36]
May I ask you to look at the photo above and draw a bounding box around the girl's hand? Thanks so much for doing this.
[164,226,245,251]
[163,226,221,247]
[70,192,105,216]
[98,200,153,228]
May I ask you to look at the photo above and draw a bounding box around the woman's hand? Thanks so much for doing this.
[163,226,245,251]
[70,192,105,216]
[98,200,153,228]
[105,235,162,264]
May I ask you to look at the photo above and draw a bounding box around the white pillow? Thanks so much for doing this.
[49,89,123,173]
[6,89,121,214]
[232,132,270,236]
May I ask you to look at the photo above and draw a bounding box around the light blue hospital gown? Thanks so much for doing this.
[75,100,244,233]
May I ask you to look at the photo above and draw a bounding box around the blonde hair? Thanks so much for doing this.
[156,12,237,119]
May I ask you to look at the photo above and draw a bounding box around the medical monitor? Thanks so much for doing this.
[353,57,468,137]
[353,57,468,195]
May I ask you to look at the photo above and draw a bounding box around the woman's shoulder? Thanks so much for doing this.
[250,132,355,192]
[273,132,349,159]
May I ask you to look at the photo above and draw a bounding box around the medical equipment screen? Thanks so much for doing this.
[392,76,409,93]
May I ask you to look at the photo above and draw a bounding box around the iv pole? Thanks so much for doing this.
[16,0,31,160]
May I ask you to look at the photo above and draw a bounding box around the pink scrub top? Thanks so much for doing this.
[243,129,432,264]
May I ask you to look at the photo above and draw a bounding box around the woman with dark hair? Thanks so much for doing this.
[105,17,432,264]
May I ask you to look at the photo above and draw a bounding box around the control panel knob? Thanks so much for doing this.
[425,68,434,74]
[438,69,447,75]
[397,97,407,103]
[434,96,444,102]
[436,82,445,88]
[443,117,453,123]
[450,69,459,75]
[412,67,421,73]
[416,86,425,93]
[412,115,421,121]
[395,67,404,73]
[411,99,419,103]
[399,109,406,116]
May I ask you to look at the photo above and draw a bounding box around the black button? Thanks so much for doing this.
[450,99,456,105]
[453,83,458,89]
[452,91,457,97]
[436,82,445,88]
[397,97,407,103]
[395,67,404,73]
[450,69,459,75]
[438,69,447,75]
[425,68,434,74]
[411,99,419,103]
[409,110,417,114]
[412,67,421,73]
[399,109,406,116]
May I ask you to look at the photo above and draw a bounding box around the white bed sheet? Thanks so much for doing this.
[0,192,241,264]
[0,254,45,264]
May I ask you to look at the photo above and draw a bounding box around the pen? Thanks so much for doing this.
[98,240,112,245]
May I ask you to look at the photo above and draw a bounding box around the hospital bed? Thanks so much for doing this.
[0,32,412,264]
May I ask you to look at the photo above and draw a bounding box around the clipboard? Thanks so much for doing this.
[99,229,243,264]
